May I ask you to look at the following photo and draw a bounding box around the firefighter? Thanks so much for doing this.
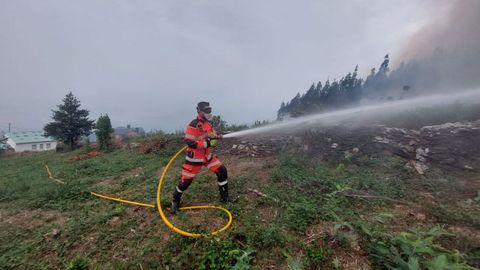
[170,101,231,214]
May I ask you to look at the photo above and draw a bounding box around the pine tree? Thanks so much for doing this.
[44,92,94,150]
[95,114,114,150]
[379,54,390,74]
[277,102,286,120]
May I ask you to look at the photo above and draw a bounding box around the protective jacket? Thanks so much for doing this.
[181,115,222,180]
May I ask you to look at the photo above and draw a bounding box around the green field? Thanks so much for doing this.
[1,136,479,269]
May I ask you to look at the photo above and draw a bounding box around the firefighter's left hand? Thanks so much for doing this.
[209,138,218,147]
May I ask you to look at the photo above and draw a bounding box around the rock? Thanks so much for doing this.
[464,165,473,170]
[232,144,237,149]
[237,144,245,150]
[416,148,428,162]
[108,216,121,226]
[44,229,61,239]
[374,136,390,143]
[344,151,353,159]
[409,160,428,175]
[352,147,360,154]
[331,143,338,149]
[405,162,413,170]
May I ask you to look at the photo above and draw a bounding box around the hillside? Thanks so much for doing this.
[1,122,479,270]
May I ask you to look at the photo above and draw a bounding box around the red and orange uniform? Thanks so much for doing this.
[182,115,223,180]
[171,106,229,213]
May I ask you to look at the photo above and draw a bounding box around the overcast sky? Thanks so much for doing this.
[0,0,445,132]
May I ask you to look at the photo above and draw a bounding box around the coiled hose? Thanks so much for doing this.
[48,146,233,238]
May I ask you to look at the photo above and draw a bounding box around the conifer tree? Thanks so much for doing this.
[44,92,94,150]
[95,114,114,150]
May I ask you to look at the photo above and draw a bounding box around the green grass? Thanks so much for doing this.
[0,139,478,269]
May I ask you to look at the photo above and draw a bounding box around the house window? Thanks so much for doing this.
[40,144,44,150]
[46,143,51,149]
[32,144,37,150]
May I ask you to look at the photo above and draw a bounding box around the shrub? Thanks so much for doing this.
[66,256,89,270]
[370,227,476,270]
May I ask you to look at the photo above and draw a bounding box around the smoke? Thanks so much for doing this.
[393,0,480,91]
[225,1,480,139]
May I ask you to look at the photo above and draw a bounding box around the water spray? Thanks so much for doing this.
[223,89,480,139]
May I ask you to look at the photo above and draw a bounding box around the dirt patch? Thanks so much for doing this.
[306,222,372,270]
[227,156,274,182]
[126,206,159,231]
[165,207,229,234]
[70,150,102,161]
[93,167,144,190]
[123,167,143,179]
[225,156,275,201]
[447,225,480,243]
[1,208,67,229]
[68,231,99,257]
[258,206,278,223]
[332,247,372,270]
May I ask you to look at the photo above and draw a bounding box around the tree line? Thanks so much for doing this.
[277,54,414,119]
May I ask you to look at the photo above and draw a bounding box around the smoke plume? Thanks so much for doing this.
[394,0,480,92]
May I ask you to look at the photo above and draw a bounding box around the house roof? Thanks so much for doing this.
[6,131,56,144]
[114,126,145,136]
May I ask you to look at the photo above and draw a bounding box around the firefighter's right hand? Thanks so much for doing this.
[207,132,217,139]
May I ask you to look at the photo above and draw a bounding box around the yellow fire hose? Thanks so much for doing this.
[155,146,233,237]
[46,146,233,238]
[45,165,65,184]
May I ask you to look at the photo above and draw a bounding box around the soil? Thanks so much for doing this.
[1,208,67,229]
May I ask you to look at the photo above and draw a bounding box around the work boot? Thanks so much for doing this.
[170,200,180,215]
[219,183,234,203]
[171,188,182,214]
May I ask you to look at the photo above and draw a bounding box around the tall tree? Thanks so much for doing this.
[44,92,94,150]
[277,102,286,120]
[95,114,114,150]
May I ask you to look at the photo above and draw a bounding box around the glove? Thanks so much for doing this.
[209,138,218,147]
[207,132,217,139]
[217,134,224,140]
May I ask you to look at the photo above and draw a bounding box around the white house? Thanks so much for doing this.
[6,131,57,152]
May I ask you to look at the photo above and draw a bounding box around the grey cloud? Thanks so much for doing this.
[1,0,434,131]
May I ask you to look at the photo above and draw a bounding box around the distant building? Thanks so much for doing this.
[114,125,145,139]
[5,131,57,152]
[0,134,10,150]
[87,132,98,143]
